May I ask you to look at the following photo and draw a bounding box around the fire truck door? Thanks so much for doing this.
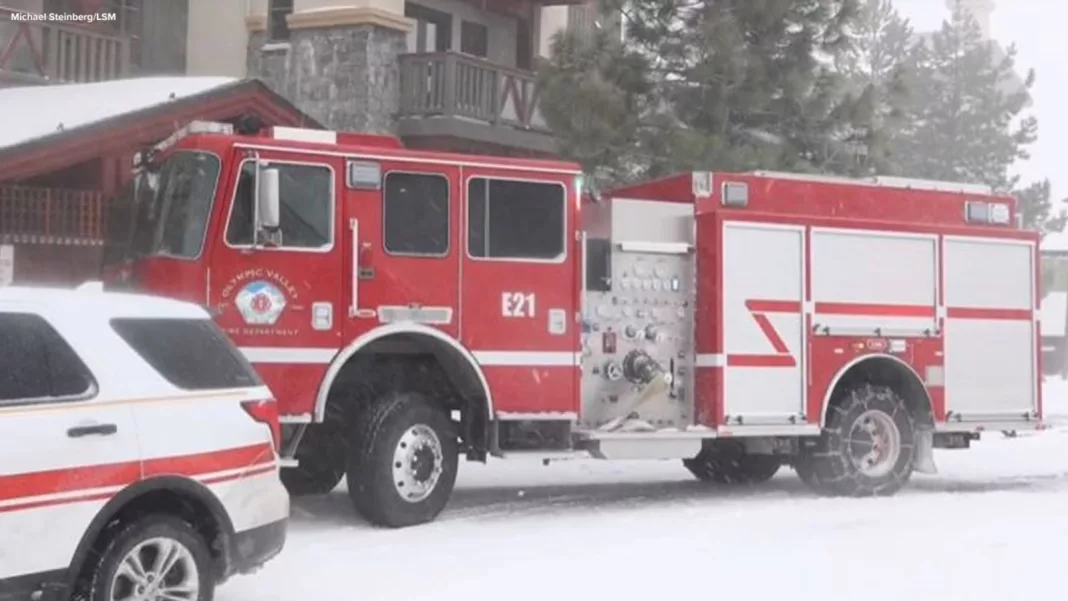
[342,160,460,341]
[720,221,807,425]
[459,173,578,415]
[207,152,344,401]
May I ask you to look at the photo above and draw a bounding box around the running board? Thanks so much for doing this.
[490,450,592,462]
[574,429,707,460]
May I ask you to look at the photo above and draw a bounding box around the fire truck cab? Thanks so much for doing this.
[106,121,1043,528]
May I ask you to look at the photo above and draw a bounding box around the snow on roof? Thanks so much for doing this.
[1042,291,1067,336]
[0,76,238,151]
[1042,230,1068,254]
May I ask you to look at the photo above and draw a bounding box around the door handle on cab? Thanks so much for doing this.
[67,423,118,438]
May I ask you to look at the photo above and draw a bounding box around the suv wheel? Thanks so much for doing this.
[89,514,214,601]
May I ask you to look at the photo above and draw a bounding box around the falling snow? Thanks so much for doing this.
[218,379,1068,601]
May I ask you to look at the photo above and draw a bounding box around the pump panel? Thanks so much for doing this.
[580,247,695,429]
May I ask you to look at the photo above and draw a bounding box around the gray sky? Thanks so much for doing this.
[891,0,1067,203]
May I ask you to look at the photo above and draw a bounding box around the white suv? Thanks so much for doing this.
[0,284,289,601]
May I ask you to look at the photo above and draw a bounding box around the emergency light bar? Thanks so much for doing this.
[691,172,750,207]
[133,120,233,168]
[964,200,1012,226]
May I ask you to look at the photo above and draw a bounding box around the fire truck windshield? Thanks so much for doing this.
[149,151,222,259]
[111,150,221,264]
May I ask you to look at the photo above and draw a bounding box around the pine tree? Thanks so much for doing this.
[895,2,1035,191]
[1013,179,1067,239]
[834,0,917,175]
[537,0,864,184]
[893,2,1067,235]
[537,26,653,187]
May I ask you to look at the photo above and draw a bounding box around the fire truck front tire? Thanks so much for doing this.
[807,383,915,496]
[346,392,459,528]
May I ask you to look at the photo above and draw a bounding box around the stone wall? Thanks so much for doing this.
[248,21,407,134]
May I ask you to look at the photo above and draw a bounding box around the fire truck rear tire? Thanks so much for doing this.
[346,392,458,528]
[808,383,915,496]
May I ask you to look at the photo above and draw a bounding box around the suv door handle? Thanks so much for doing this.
[67,423,118,438]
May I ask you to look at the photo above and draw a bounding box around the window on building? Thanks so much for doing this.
[467,178,566,260]
[383,172,450,256]
[405,3,452,52]
[1044,256,1068,292]
[107,0,143,65]
[111,318,262,391]
[0,313,95,404]
[227,161,334,250]
[268,0,294,41]
[460,20,488,58]
[516,17,532,70]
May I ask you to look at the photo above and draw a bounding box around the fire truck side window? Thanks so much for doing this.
[467,178,566,260]
[383,172,449,256]
[226,161,334,249]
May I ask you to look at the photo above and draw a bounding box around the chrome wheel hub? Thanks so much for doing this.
[846,410,902,479]
[392,424,444,503]
[110,536,199,601]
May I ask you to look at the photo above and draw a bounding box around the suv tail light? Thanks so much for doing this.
[242,399,281,453]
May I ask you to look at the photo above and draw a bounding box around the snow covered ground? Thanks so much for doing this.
[223,381,1068,601]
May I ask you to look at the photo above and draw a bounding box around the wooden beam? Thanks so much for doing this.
[0,83,314,183]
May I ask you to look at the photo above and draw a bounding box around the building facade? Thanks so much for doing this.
[242,0,581,156]
[2,0,586,155]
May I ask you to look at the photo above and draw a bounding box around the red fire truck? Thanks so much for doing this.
[103,120,1044,528]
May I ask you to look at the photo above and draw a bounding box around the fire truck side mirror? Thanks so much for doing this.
[257,167,281,230]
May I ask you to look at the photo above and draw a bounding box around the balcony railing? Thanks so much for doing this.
[398,52,549,133]
[0,185,106,244]
[0,7,130,86]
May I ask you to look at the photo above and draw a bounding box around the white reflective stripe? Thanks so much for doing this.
[473,351,579,366]
[695,353,724,367]
[240,347,578,367]
[240,347,338,364]
[0,484,126,509]
[497,411,579,421]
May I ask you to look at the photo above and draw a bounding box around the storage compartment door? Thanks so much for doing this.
[943,237,1037,421]
[721,222,806,424]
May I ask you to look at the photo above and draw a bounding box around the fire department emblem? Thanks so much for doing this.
[236,280,287,325]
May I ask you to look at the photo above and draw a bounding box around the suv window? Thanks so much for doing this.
[226,161,334,249]
[383,172,449,256]
[0,313,95,403]
[467,178,566,260]
[111,318,263,391]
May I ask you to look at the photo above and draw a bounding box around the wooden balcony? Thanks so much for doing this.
[0,185,107,245]
[397,52,556,155]
[0,7,130,87]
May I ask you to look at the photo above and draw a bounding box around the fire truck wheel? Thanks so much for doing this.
[346,392,459,528]
[280,426,346,496]
[682,447,782,485]
[811,384,915,496]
